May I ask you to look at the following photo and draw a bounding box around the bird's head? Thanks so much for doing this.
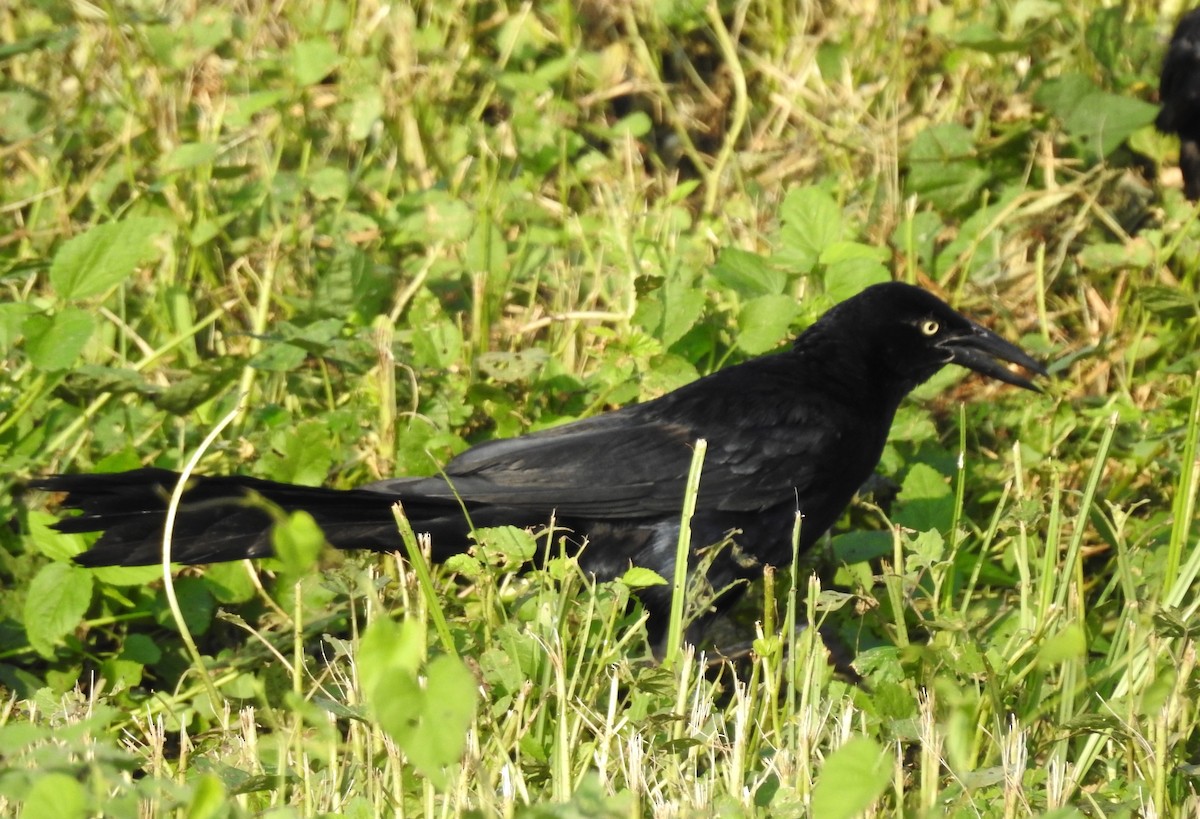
[821,282,1048,397]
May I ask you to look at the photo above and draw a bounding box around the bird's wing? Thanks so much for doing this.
[369,386,845,520]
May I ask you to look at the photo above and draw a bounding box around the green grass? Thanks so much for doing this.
[3,0,1200,815]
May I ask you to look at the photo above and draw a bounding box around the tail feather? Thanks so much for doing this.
[31,468,465,567]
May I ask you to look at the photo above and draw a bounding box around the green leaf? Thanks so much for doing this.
[157,577,216,636]
[620,566,669,589]
[1063,93,1158,159]
[823,257,890,305]
[290,39,341,86]
[657,273,706,349]
[904,529,946,573]
[251,340,308,372]
[16,771,86,819]
[372,654,478,788]
[831,530,892,564]
[810,737,891,819]
[1036,624,1087,668]
[1035,74,1158,159]
[0,302,34,350]
[736,294,799,354]
[357,617,424,695]
[203,561,258,604]
[24,562,94,657]
[471,525,538,564]
[225,89,287,129]
[346,86,384,141]
[894,462,954,533]
[819,240,889,266]
[185,774,228,819]
[49,217,172,300]
[906,123,990,214]
[22,308,96,371]
[272,511,326,575]
[120,633,163,665]
[465,220,506,276]
[258,420,336,486]
[159,141,219,174]
[307,166,350,201]
[24,510,88,562]
[1078,240,1154,272]
[776,186,843,271]
[710,248,786,297]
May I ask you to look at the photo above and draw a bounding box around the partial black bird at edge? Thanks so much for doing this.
[29,282,1048,647]
[1158,8,1200,201]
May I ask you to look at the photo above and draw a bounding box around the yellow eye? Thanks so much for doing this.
[919,319,939,336]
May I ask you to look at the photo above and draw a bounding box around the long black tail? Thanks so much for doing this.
[31,468,433,567]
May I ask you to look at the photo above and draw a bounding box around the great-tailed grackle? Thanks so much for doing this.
[32,282,1046,639]
[1159,8,1200,200]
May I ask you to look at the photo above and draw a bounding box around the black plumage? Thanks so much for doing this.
[1158,8,1200,200]
[32,282,1046,640]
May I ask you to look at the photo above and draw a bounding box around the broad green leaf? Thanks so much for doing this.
[0,301,33,350]
[357,617,424,695]
[824,257,890,305]
[24,510,87,562]
[904,529,946,573]
[155,577,216,636]
[710,248,786,297]
[831,530,892,564]
[346,86,384,141]
[472,525,538,564]
[225,89,287,129]
[185,774,227,819]
[89,564,162,586]
[307,166,350,201]
[736,294,799,354]
[620,566,669,589]
[894,462,954,533]
[1035,74,1158,159]
[159,141,218,174]
[258,420,337,486]
[16,771,86,819]
[22,309,95,371]
[1063,93,1158,159]
[609,111,653,139]
[1078,240,1154,272]
[777,186,843,271]
[444,553,485,580]
[290,39,341,86]
[203,561,258,604]
[819,240,889,266]
[906,123,990,214]
[465,220,506,276]
[371,654,478,788]
[24,562,94,657]
[810,737,891,819]
[411,320,464,369]
[120,633,163,665]
[49,217,172,300]
[251,340,308,372]
[1037,624,1087,667]
[658,274,706,349]
[272,511,326,575]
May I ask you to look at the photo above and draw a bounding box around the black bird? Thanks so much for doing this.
[32,283,1046,641]
[1159,8,1200,201]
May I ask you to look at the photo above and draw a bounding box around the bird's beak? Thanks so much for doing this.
[938,323,1049,392]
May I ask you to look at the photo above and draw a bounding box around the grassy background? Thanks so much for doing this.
[3,0,1200,815]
